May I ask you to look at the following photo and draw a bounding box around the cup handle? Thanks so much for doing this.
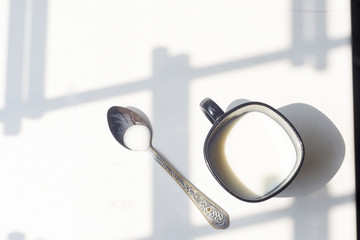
[200,98,225,124]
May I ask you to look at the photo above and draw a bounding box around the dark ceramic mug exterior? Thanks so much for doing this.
[200,98,305,202]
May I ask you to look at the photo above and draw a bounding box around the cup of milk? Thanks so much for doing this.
[200,98,304,202]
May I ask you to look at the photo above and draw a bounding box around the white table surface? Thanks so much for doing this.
[0,0,355,239]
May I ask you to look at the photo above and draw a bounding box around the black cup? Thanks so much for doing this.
[200,98,305,202]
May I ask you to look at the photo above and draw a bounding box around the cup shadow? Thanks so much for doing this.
[226,99,250,111]
[276,103,345,197]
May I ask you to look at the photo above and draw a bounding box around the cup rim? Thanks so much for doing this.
[203,101,305,202]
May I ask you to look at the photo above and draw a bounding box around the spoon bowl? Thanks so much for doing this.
[107,106,151,150]
[107,106,230,229]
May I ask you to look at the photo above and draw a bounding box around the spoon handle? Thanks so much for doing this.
[149,147,229,229]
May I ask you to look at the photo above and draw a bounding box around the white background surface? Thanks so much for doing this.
[0,0,355,239]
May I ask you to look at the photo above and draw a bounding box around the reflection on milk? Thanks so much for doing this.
[209,112,297,198]
[123,125,151,151]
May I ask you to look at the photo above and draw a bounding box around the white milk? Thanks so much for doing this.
[209,111,296,198]
[123,125,151,151]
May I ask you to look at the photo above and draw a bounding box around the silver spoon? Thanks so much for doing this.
[107,106,229,229]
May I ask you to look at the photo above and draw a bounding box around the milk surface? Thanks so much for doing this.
[123,125,151,151]
[209,111,296,197]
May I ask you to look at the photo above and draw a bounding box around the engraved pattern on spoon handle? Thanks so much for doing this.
[149,147,229,229]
